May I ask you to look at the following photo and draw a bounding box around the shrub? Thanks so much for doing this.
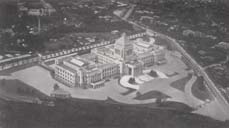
[128,77,136,84]
[53,83,59,90]
[149,70,158,77]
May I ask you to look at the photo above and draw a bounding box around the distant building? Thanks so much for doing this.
[27,7,55,16]
[28,9,43,16]
[40,0,56,16]
[18,0,56,16]
[55,33,166,89]
[0,54,40,71]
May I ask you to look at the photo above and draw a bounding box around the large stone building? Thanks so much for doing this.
[55,33,166,88]
[92,33,166,76]
[55,54,119,88]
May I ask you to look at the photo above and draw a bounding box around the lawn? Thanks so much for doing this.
[170,73,192,92]
[0,63,38,76]
[0,79,48,100]
[191,77,211,101]
[135,91,170,100]
[105,97,192,112]
[11,66,63,96]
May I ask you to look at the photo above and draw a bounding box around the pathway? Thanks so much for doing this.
[184,75,204,108]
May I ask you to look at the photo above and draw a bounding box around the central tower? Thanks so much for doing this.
[114,33,133,61]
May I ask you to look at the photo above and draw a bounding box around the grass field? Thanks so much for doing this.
[0,63,38,76]
[135,91,170,100]
[121,88,136,96]
[191,77,211,101]
[0,79,48,99]
[170,73,192,92]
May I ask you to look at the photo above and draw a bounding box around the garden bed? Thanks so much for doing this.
[0,79,48,99]
[170,74,192,92]
[191,77,211,101]
[135,91,170,100]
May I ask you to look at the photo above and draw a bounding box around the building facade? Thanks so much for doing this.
[55,55,119,88]
[55,33,166,88]
[92,33,166,76]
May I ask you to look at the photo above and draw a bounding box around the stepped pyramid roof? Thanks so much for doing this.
[115,33,132,48]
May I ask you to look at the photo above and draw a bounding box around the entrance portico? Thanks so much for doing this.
[126,61,143,77]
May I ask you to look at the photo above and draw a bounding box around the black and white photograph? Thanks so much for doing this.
[0,0,229,128]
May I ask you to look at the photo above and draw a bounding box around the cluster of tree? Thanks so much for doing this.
[148,70,158,77]
[207,66,229,89]
[128,77,136,84]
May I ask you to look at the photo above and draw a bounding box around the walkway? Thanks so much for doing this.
[184,75,204,108]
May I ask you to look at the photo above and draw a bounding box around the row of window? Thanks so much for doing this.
[89,74,102,83]
[56,68,75,82]
[57,68,74,77]
[56,74,75,85]
[102,68,118,77]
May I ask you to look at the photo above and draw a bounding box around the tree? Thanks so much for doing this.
[53,83,59,90]
[149,70,158,77]
[128,77,136,84]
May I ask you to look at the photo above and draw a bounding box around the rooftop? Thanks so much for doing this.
[134,37,155,48]
[80,53,97,60]
[136,42,152,48]
[127,60,142,65]
[70,58,85,67]
[137,51,154,58]
[0,54,37,65]
[57,62,78,73]
[115,33,132,48]
[58,56,99,73]
[96,63,118,69]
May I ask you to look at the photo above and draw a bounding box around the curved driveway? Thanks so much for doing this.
[184,75,204,108]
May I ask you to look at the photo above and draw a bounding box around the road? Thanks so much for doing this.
[123,4,136,20]
[118,10,229,119]
[184,75,204,108]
